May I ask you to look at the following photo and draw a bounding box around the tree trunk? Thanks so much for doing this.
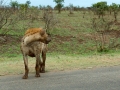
[114,12,117,21]
[58,9,61,13]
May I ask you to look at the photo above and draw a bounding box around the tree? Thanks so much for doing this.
[110,3,119,21]
[108,5,112,15]
[91,17,115,52]
[10,1,19,11]
[69,4,74,14]
[46,5,53,10]
[92,1,108,19]
[42,10,58,33]
[0,0,15,35]
[39,5,43,10]
[26,0,31,8]
[19,4,29,13]
[53,0,64,13]
[0,0,3,7]
[26,0,31,5]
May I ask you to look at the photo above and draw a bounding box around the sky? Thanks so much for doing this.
[5,0,120,7]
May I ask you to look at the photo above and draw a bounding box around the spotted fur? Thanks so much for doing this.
[20,28,51,79]
[25,28,43,36]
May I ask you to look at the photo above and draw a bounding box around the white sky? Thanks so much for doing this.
[5,0,120,7]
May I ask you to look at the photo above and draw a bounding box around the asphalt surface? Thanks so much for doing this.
[0,66,120,90]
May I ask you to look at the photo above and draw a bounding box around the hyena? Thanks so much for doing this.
[20,28,51,79]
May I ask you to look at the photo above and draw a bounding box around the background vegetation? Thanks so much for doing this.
[0,0,120,75]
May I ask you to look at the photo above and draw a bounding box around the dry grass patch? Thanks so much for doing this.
[0,54,120,76]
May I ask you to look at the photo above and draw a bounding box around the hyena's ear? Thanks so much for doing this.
[40,30,45,36]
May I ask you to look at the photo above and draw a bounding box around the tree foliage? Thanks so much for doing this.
[19,4,29,13]
[53,0,64,13]
[9,0,19,11]
[26,0,31,6]
[92,1,108,18]
[110,3,120,21]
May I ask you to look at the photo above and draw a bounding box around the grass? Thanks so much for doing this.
[1,10,120,76]
[0,53,120,76]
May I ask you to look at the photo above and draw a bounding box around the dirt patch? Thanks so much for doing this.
[0,34,21,44]
[53,35,73,43]
[84,30,120,41]
[53,35,84,43]
[102,30,120,37]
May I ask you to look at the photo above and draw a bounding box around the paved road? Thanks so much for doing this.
[0,66,120,90]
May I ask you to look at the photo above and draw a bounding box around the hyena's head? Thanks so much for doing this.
[40,30,51,44]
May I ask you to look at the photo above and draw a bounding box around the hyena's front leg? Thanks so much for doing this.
[22,54,29,79]
[40,51,46,73]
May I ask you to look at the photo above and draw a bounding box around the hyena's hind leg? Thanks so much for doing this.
[22,54,29,79]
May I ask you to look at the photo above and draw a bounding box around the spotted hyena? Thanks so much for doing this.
[20,28,51,79]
